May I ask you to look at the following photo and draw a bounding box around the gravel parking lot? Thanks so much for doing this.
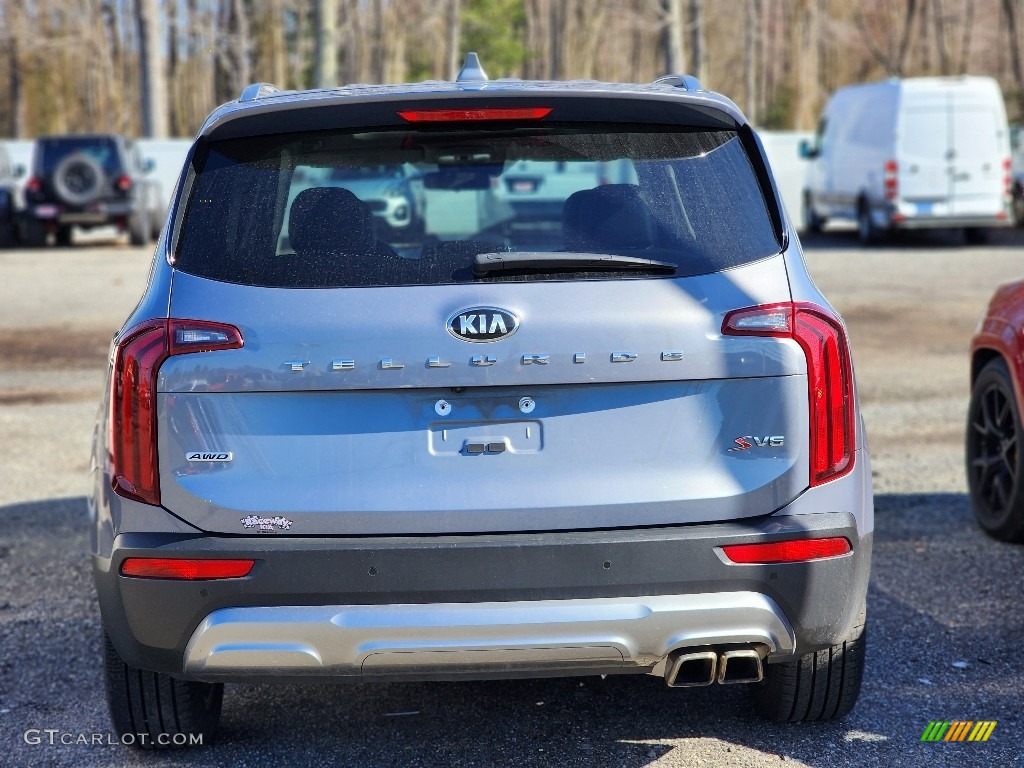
[2,229,1024,767]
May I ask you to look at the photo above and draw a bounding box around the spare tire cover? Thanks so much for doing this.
[53,153,104,205]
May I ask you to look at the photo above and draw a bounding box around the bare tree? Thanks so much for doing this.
[136,0,169,137]
[957,0,974,74]
[744,0,760,121]
[1002,0,1024,113]
[854,0,918,76]
[314,0,338,87]
[661,0,686,75]
[794,0,820,129]
[6,0,26,137]
[688,0,707,83]
[448,0,462,79]
[932,0,951,74]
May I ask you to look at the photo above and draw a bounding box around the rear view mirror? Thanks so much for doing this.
[422,166,501,191]
[798,140,818,160]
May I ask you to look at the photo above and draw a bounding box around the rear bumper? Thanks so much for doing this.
[96,511,872,681]
[183,592,794,682]
[876,200,1011,230]
[27,201,134,224]
[891,214,1011,230]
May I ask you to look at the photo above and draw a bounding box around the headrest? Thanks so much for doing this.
[563,184,656,251]
[288,187,375,255]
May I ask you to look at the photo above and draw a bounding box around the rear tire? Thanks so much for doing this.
[104,632,223,749]
[129,208,149,246]
[964,227,989,245]
[801,192,824,234]
[966,358,1024,542]
[0,219,13,248]
[23,219,48,248]
[1013,185,1024,227]
[752,603,866,721]
[856,200,880,245]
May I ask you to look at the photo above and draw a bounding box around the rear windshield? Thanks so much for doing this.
[38,137,120,175]
[174,125,780,287]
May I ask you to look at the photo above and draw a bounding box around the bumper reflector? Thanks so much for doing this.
[721,537,851,564]
[121,558,255,580]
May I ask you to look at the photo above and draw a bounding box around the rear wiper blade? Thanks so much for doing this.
[473,252,677,276]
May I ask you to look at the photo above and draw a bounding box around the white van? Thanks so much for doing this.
[800,76,1012,243]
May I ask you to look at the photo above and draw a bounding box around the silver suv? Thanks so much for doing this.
[91,56,872,748]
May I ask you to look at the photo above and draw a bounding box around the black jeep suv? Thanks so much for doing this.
[22,134,164,246]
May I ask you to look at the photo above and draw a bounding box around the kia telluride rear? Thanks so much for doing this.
[91,56,872,747]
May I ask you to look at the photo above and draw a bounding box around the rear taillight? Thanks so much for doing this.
[25,177,42,200]
[109,319,243,506]
[722,302,856,486]
[1003,157,1012,198]
[115,174,132,193]
[397,107,552,123]
[121,557,255,579]
[884,160,898,201]
[721,537,851,564]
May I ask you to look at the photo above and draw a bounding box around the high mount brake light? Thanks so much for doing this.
[110,319,243,506]
[722,302,856,486]
[397,107,553,123]
[721,537,852,564]
[121,558,255,580]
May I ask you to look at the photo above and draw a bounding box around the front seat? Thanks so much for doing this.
[288,187,400,285]
[562,184,657,252]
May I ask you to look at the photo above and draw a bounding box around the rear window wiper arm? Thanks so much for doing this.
[473,252,677,276]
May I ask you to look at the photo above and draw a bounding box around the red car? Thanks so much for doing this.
[968,280,1024,541]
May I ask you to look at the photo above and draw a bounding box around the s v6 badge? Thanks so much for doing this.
[728,436,785,452]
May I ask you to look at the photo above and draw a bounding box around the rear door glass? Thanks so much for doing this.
[175,126,781,288]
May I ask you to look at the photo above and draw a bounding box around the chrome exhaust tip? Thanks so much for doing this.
[718,649,764,684]
[665,650,718,687]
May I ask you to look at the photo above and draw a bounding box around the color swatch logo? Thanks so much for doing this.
[920,721,997,742]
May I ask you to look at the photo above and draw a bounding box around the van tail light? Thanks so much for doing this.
[109,319,243,506]
[1003,157,1012,199]
[722,302,856,486]
[121,557,255,579]
[884,160,898,200]
[721,537,851,564]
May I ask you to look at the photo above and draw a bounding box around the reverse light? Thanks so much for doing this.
[110,319,243,506]
[722,302,856,485]
[397,107,552,123]
[121,558,255,580]
[721,537,852,564]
